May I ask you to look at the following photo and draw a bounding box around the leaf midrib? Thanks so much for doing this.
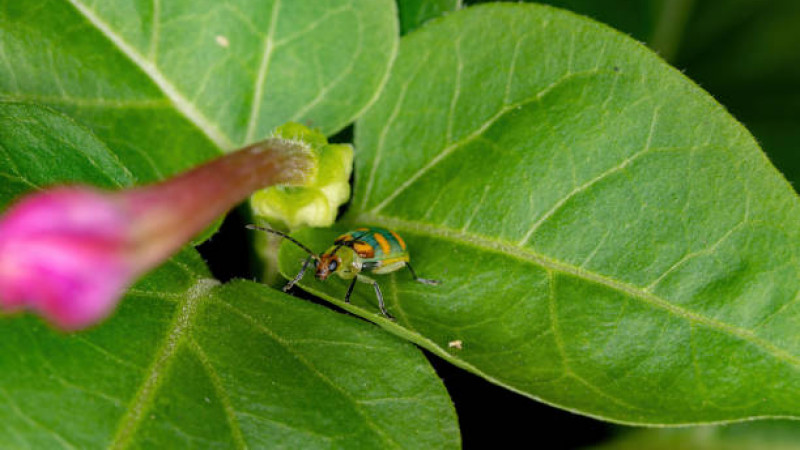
[64,0,400,150]
[244,0,281,144]
[351,213,800,370]
[64,0,234,150]
[109,278,219,449]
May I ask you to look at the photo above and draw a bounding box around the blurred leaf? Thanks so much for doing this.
[282,4,800,425]
[592,420,800,450]
[0,0,398,181]
[397,0,461,34]
[0,102,136,208]
[0,102,459,448]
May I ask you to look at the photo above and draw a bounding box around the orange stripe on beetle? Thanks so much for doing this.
[389,230,406,250]
[353,241,375,258]
[374,233,392,254]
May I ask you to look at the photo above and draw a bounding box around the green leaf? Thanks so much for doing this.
[397,0,461,34]
[0,103,459,448]
[592,421,800,450]
[0,0,398,181]
[283,4,800,425]
[1,265,460,448]
[0,102,136,207]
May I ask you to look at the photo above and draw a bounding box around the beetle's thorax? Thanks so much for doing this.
[316,246,358,280]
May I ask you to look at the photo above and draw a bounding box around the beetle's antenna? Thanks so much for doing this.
[246,225,320,262]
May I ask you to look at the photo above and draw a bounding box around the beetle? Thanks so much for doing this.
[247,225,440,318]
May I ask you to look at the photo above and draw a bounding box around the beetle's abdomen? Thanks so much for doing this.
[335,227,408,263]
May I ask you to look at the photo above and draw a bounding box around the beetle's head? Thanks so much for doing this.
[315,253,341,281]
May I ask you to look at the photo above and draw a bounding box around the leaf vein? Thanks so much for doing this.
[0,386,78,450]
[445,36,464,143]
[235,411,341,443]
[0,94,170,109]
[645,211,749,292]
[73,335,147,372]
[109,278,218,449]
[187,338,247,450]
[354,214,800,370]
[28,329,127,407]
[272,4,352,48]
[64,0,234,149]
[244,0,281,144]
[148,0,161,62]
[361,50,432,210]
[369,69,607,213]
[214,299,404,449]
[518,107,660,245]
[503,35,524,104]
[289,7,363,122]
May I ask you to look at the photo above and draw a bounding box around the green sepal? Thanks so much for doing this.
[250,122,353,230]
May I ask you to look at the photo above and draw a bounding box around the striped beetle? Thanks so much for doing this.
[248,225,440,318]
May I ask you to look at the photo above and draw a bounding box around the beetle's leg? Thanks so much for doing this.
[357,275,394,319]
[406,262,441,285]
[344,277,357,303]
[371,280,394,320]
[283,256,313,292]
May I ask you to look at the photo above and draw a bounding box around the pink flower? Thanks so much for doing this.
[0,139,314,330]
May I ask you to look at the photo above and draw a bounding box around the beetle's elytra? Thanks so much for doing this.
[248,225,440,318]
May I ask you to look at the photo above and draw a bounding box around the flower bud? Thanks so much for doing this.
[249,123,353,230]
[0,189,132,329]
[0,138,315,330]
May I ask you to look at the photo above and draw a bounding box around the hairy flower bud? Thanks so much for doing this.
[250,123,353,230]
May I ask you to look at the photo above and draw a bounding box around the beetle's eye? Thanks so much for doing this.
[328,260,338,272]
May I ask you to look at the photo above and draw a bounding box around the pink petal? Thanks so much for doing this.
[0,188,134,330]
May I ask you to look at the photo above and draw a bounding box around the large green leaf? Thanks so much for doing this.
[1,265,460,448]
[0,103,459,448]
[0,102,136,206]
[281,4,800,425]
[0,0,398,181]
[396,0,461,34]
